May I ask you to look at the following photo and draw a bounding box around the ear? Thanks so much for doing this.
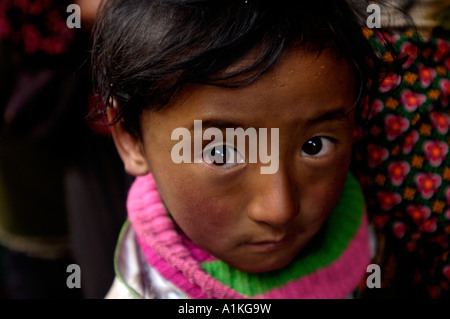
[107,107,150,176]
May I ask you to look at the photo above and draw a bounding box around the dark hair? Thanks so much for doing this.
[91,0,392,137]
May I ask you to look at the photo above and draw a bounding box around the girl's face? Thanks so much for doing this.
[114,48,357,273]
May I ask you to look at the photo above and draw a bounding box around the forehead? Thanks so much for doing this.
[142,48,356,130]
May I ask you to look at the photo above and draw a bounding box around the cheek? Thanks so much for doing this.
[143,133,241,245]
[297,174,349,239]
[308,177,347,212]
[300,147,353,224]
[151,166,240,248]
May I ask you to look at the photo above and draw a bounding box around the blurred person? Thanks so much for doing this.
[0,0,127,299]
[353,0,450,299]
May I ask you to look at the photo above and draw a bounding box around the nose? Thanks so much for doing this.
[246,168,299,228]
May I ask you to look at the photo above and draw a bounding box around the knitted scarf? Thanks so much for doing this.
[127,173,370,299]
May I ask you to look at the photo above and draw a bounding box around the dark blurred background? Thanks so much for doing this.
[0,0,129,299]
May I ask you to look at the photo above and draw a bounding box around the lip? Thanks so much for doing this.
[243,236,294,253]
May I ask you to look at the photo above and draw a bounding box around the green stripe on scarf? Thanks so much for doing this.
[200,172,365,297]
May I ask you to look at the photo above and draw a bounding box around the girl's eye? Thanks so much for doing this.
[203,145,245,168]
[301,136,335,157]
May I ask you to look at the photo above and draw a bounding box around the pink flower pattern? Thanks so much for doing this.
[385,114,410,141]
[418,65,437,88]
[365,99,384,120]
[388,161,410,186]
[367,144,389,168]
[379,73,401,93]
[354,26,450,299]
[440,78,450,106]
[402,130,419,154]
[423,140,448,167]
[399,41,419,69]
[430,112,449,135]
[407,205,431,225]
[377,191,402,210]
[434,39,450,62]
[392,221,406,238]
[400,89,427,112]
[415,173,442,199]
[440,78,450,96]
[419,217,438,233]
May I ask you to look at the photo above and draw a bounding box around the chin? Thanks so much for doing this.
[231,255,297,274]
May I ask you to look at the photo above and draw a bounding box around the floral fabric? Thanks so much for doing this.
[353,29,449,298]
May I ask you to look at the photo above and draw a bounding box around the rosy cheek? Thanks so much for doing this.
[168,190,236,239]
[304,176,347,218]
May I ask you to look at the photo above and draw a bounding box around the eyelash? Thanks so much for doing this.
[201,136,337,170]
[300,136,337,158]
[202,144,245,168]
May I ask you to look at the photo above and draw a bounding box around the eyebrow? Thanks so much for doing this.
[188,119,249,132]
[305,107,354,126]
[187,106,353,132]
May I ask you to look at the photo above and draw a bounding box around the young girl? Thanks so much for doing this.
[91,0,388,299]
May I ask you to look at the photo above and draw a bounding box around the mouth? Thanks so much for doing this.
[242,235,294,253]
